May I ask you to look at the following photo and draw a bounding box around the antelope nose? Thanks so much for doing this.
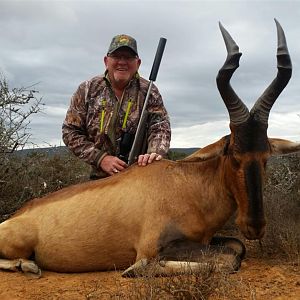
[245,223,266,240]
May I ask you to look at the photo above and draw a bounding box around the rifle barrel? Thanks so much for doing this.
[127,37,167,165]
[149,38,167,81]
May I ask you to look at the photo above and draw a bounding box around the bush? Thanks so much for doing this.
[0,74,42,154]
[0,148,90,222]
[167,150,189,160]
[262,153,300,262]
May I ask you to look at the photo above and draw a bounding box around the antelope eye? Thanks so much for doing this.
[231,155,241,169]
[263,160,268,169]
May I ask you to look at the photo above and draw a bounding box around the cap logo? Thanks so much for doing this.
[119,36,129,44]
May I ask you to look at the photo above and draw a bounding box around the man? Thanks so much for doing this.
[62,34,171,179]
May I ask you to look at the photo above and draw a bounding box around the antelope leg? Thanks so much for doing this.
[159,238,242,273]
[122,258,149,277]
[0,258,41,278]
[210,236,246,259]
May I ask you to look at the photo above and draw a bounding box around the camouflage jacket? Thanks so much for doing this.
[62,73,171,172]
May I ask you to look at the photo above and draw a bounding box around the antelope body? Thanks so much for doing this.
[0,20,299,277]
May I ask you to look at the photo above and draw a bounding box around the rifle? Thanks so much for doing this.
[127,37,167,165]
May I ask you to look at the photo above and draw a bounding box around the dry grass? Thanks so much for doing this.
[83,261,255,300]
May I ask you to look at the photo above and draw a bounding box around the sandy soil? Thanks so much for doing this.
[0,255,298,300]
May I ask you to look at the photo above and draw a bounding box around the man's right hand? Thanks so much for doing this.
[100,155,128,176]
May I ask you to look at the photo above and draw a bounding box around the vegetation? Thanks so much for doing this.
[0,149,90,222]
[167,149,190,161]
[0,74,42,154]
[84,263,255,299]
[263,154,300,262]
[0,74,44,217]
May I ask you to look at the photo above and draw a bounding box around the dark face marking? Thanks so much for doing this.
[244,160,265,230]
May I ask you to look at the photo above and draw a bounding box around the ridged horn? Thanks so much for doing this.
[216,22,250,125]
[250,19,292,124]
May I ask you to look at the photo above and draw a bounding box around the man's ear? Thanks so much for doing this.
[104,56,108,67]
[137,58,141,68]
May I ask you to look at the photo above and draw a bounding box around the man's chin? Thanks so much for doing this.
[114,77,130,86]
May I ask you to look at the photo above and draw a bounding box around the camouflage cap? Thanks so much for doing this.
[107,34,138,56]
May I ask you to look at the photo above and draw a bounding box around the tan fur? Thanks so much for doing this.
[0,138,298,273]
[269,138,300,155]
[182,136,228,162]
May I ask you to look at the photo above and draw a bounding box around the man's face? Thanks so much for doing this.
[104,47,141,88]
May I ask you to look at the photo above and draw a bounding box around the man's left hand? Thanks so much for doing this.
[137,153,162,166]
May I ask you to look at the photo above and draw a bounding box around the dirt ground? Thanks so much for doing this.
[0,255,298,300]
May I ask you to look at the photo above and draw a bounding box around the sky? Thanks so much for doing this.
[1,0,299,149]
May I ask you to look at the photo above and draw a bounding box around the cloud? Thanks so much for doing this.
[171,120,229,148]
[0,0,299,149]
[268,111,300,141]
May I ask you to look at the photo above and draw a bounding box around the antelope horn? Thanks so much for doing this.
[250,19,292,124]
[216,22,250,125]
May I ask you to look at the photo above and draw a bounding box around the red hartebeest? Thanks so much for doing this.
[0,20,299,277]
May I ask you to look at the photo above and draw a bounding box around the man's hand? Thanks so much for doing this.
[100,155,128,176]
[138,153,162,166]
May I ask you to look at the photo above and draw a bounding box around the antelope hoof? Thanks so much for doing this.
[21,260,42,278]
[158,260,167,267]
[0,258,42,278]
[122,258,148,277]
[217,254,241,273]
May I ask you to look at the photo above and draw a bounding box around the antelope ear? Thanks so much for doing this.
[269,138,300,155]
[182,136,229,162]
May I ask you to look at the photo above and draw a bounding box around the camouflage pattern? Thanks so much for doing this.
[62,72,171,178]
[107,34,138,55]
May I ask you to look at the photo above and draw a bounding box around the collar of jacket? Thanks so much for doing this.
[103,70,140,89]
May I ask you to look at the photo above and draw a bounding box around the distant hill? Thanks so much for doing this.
[15,146,69,157]
[15,146,200,157]
[170,148,199,155]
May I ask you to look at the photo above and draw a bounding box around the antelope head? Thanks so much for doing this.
[217,19,292,240]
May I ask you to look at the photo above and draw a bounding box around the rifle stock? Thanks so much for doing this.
[127,111,149,165]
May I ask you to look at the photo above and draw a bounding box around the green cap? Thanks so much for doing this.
[107,34,138,56]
